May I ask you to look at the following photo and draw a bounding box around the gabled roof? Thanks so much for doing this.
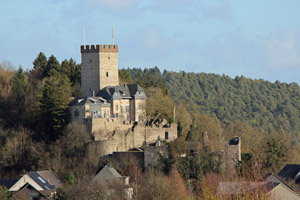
[0,179,18,189]
[14,183,50,199]
[278,164,300,183]
[37,170,62,189]
[92,165,122,183]
[69,96,111,106]
[27,172,55,190]
[97,84,146,101]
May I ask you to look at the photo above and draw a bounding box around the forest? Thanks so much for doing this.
[0,53,300,199]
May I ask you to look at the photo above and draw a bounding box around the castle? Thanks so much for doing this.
[69,44,177,155]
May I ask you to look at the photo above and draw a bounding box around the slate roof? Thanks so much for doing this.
[27,172,55,191]
[97,84,146,100]
[0,179,18,189]
[92,165,122,183]
[70,84,145,106]
[69,96,111,106]
[278,164,300,183]
[37,170,62,189]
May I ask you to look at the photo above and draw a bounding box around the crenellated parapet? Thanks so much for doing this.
[81,44,118,53]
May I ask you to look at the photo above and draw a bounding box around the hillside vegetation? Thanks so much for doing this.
[126,67,300,138]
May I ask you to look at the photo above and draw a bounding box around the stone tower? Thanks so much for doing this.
[81,44,119,97]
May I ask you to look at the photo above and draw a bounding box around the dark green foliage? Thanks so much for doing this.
[54,188,67,200]
[11,67,31,122]
[262,135,287,171]
[65,172,76,185]
[33,52,47,79]
[38,74,72,140]
[0,185,11,200]
[160,71,300,136]
[119,68,134,84]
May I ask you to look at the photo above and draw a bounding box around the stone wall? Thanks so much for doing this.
[224,137,241,172]
[144,145,168,167]
[81,44,119,97]
[87,120,177,156]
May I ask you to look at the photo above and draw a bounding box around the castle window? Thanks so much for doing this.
[108,56,110,59]
[139,116,143,123]
[106,72,109,77]
[126,105,130,112]
[138,104,143,110]
[74,109,79,118]
[165,132,169,140]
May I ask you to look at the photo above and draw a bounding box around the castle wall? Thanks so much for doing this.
[99,51,118,89]
[69,105,86,124]
[133,99,145,122]
[144,146,168,167]
[81,45,118,97]
[81,52,100,97]
[89,121,177,156]
[224,137,241,173]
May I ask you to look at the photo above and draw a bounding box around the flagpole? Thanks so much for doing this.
[112,27,115,45]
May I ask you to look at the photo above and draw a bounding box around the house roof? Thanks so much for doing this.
[92,165,122,183]
[27,172,55,191]
[37,170,62,189]
[278,164,300,183]
[0,179,18,189]
[70,84,146,106]
[13,183,50,199]
[69,96,111,106]
[265,173,294,191]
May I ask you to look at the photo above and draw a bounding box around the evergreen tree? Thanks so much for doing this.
[38,74,71,140]
[33,52,47,79]
[11,67,31,124]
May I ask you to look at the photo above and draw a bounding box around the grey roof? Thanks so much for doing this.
[278,164,300,183]
[218,182,278,195]
[97,84,146,100]
[69,96,111,106]
[0,179,18,189]
[70,84,145,106]
[92,165,122,183]
[27,172,55,191]
[37,170,62,189]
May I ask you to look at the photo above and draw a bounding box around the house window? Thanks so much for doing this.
[115,105,118,111]
[165,132,169,140]
[126,105,130,112]
[126,115,130,122]
[106,72,109,77]
[138,104,143,110]
[121,105,124,113]
[74,109,79,118]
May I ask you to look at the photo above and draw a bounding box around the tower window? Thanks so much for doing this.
[165,132,169,140]
[106,72,109,77]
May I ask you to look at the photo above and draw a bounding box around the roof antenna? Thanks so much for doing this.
[112,27,115,45]
[83,25,86,46]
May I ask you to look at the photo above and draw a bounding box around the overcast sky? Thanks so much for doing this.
[1,0,300,84]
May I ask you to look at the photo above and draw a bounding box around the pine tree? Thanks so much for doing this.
[38,73,71,140]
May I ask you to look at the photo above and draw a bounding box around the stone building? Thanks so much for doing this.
[69,43,177,156]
